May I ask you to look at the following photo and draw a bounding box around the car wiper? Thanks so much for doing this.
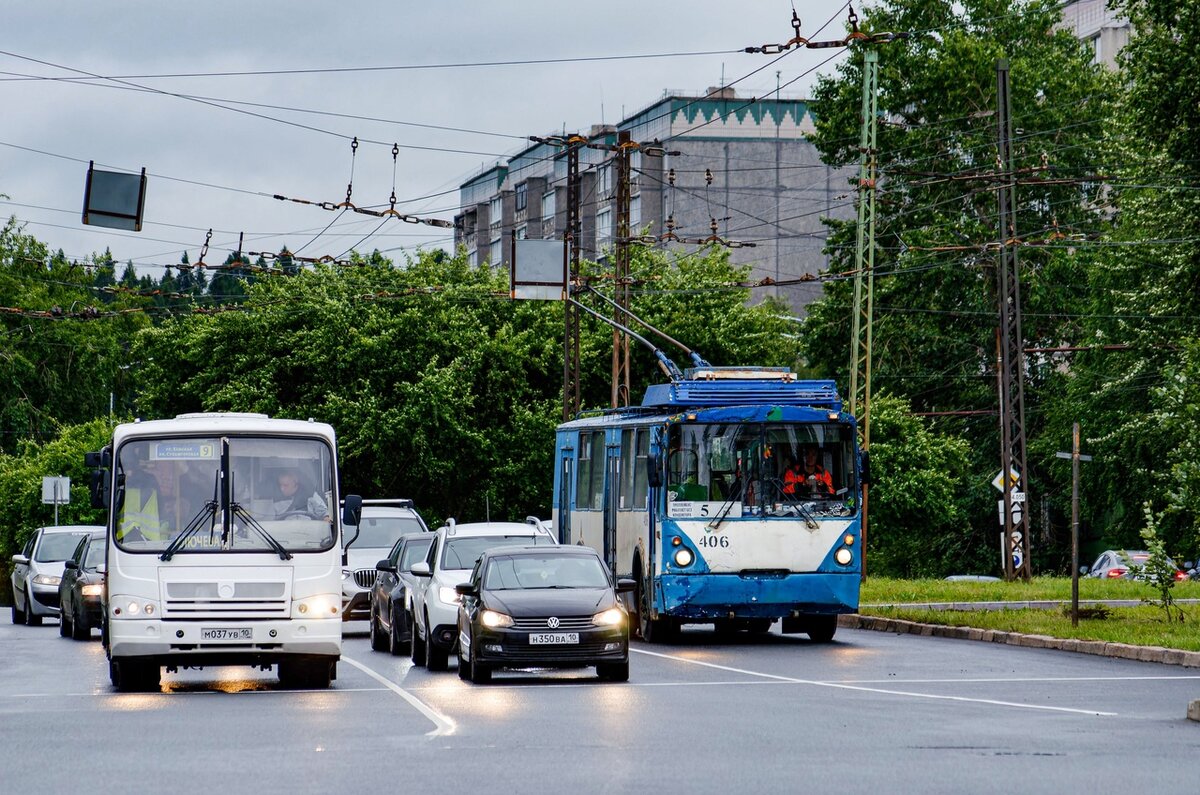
[161,489,221,562]
[230,503,292,560]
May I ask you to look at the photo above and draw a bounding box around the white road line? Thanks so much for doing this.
[341,655,456,736]
[834,675,1200,685]
[631,648,1117,716]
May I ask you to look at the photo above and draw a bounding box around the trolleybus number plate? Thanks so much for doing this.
[202,627,253,641]
[529,632,579,645]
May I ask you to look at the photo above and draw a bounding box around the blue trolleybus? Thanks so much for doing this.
[553,367,864,642]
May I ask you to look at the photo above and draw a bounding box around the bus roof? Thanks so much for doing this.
[111,413,337,443]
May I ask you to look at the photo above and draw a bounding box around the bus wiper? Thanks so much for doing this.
[161,474,221,561]
[231,503,293,560]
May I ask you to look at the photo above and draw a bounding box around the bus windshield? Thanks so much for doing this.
[114,436,335,554]
[667,423,856,518]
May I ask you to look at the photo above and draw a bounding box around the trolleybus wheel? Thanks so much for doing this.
[636,572,676,644]
[805,615,837,643]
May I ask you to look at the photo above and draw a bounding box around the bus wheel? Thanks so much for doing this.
[279,660,332,689]
[806,615,837,643]
[110,659,160,692]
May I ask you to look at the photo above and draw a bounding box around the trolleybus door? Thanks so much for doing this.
[603,442,620,572]
[557,448,573,545]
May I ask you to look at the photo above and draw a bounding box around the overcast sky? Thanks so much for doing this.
[2,1,859,276]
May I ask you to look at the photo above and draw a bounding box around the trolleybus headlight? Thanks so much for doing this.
[480,609,514,628]
[843,534,855,546]
[835,548,854,566]
[673,548,695,567]
[592,608,624,627]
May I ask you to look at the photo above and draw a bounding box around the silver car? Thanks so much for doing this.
[10,525,106,626]
[341,499,429,621]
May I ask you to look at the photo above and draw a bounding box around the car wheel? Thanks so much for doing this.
[596,661,629,682]
[457,643,472,681]
[11,596,25,625]
[469,649,491,684]
[369,607,388,652]
[424,612,449,672]
[24,591,43,627]
[805,615,837,643]
[388,606,405,656]
[59,601,71,637]
[410,613,427,666]
[71,608,90,641]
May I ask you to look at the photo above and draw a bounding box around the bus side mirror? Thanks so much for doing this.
[860,451,872,486]
[89,469,109,509]
[342,494,363,528]
[647,454,662,488]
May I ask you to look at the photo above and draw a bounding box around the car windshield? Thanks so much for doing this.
[400,537,433,571]
[83,542,106,569]
[114,435,335,554]
[346,516,425,549]
[441,535,553,570]
[35,532,91,562]
[484,554,609,590]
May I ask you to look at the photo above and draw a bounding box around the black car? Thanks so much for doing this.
[369,534,435,656]
[455,545,633,684]
[58,532,105,641]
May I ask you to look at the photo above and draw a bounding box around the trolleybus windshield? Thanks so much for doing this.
[667,423,856,517]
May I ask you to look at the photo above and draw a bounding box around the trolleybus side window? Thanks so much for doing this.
[633,430,649,509]
[619,429,635,509]
[576,431,605,510]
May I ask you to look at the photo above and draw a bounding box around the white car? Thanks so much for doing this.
[341,499,429,621]
[409,519,556,671]
[11,525,106,626]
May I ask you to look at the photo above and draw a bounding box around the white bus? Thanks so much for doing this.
[87,413,361,691]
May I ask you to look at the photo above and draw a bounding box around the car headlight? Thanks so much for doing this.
[32,574,61,586]
[341,569,352,581]
[835,547,854,566]
[480,609,514,628]
[292,594,341,618]
[673,547,694,567]
[81,584,104,597]
[438,586,462,606]
[592,607,624,627]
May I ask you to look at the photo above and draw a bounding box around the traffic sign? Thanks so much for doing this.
[991,468,1021,492]
[998,499,1024,526]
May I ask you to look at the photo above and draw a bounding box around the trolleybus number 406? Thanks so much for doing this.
[696,535,730,549]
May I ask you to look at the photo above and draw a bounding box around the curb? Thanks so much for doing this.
[837,613,1200,669]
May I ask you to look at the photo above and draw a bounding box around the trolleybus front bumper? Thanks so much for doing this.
[656,572,859,620]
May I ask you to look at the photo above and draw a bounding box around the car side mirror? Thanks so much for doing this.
[376,559,397,573]
[411,561,432,577]
[12,554,29,565]
[616,577,636,593]
[64,560,78,570]
[455,583,478,597]
[647,454,662,488]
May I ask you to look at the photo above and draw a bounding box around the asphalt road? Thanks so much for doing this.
[2,618,1197,794]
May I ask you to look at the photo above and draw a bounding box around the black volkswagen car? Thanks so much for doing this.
[58,532,105,641]
[369,533,435,655]
[455,545,633,683]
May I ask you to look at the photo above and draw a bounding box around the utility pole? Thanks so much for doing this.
[848,48,879,579]
[1057,424,1093,626]
[611,130,633,407]
[563,135,585,420]
[995,59,1032,581]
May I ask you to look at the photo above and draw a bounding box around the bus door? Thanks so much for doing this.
[602,441,620,572]
[557,446,573,545]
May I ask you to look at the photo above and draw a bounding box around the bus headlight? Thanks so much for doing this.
[835,548,854,566]
[673,548,695,567]
[113,599,159,617]
[293,594,340,618]
[592,608,624,626]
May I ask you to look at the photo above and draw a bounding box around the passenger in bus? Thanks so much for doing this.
[783,446,834,497]
[122,458,198,542]
[273,469,330,520]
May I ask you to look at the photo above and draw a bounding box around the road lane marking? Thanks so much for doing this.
[341,655,456,736]
[631,648,1117,716]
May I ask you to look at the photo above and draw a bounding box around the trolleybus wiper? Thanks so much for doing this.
[708,474,751,532]
[160,471,221,561]
[230,504,293,560]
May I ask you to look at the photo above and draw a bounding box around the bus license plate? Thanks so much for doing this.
[529,632,579,645]
[202,627,253,641]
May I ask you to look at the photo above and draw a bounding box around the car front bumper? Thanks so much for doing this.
[30,583,61,616]
[468,625,628,669]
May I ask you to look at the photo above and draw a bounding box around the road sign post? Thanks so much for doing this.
[1056,423,1093,627]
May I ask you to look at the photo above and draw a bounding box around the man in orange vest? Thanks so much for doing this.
[783,446,834,497]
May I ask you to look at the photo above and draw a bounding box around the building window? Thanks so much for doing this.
[488,196,503,233]
[489,237,502,265]
[515,225,527,240]
[542,191,555,222]
[631,195,641,228]
[515,182,528,212]
[596,207,613,248]
[597,164,612,197]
